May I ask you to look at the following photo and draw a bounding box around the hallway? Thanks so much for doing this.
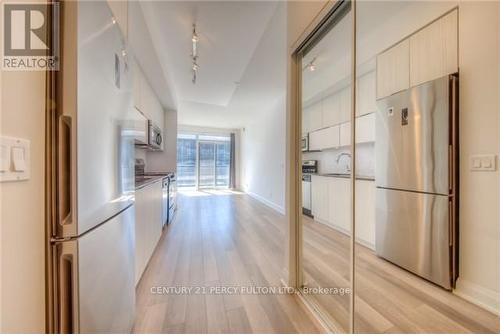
[133,191,320,333]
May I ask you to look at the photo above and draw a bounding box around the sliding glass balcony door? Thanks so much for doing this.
[177,134,197,188]
[177,134,231,189]
[198,141,216,188]
[198,140,231,189]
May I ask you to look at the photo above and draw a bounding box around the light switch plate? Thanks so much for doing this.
[470,154,496,172]
[0,136,30,182]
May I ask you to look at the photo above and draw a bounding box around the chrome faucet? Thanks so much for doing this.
[336,152,352,173]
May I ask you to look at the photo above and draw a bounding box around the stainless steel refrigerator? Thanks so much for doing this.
[375,74,459,290]
[48,1,136,332]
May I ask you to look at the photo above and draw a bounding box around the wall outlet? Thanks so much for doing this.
[469,154,497,171]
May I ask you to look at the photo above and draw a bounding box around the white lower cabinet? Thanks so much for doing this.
[311,175,329,222]
[135,180,163,285]
[355,180,376,249]
[328,177,351,233]
[311,176,375,249]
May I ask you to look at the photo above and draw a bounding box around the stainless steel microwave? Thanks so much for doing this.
[148,120,163,151]
[301,134,309,152]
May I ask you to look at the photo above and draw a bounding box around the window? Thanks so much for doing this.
[176,133,232,189]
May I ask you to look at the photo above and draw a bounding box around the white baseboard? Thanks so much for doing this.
[454,278,500,316]
[246,191,285,215]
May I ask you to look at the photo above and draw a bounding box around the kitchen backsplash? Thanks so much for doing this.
[303,142,375,177]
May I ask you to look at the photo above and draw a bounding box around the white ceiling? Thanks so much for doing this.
[140,1,286,128]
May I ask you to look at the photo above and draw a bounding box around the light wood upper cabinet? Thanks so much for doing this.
[376,39,410,99]
[410,10,458,87]
[107,0,128,40]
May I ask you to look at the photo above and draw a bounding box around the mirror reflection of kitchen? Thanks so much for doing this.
[300,1,499,333]
[352,1,500,333]
[300,3,354,332]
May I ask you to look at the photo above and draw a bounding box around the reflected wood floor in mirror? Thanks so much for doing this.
[133,191,321,334]
[302,215,500,334]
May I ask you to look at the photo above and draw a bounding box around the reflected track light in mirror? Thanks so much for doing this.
[303,57,317,72]
[191,24,199,84]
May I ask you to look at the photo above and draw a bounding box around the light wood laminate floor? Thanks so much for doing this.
[302,215,500,334]
[134,190,322,334]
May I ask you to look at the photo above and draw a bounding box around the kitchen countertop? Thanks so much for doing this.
[135,172,174,190]
[314,173,375,181]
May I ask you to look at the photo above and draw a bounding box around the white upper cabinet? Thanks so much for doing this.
[377,10,458,99]
[409,10,458,87]
[356,113,375,144]
[376,39,410,99]
[133,64,165,129]
[338,113,375,147]
[132,64,143,112]
[107,0,128,40]
[356,71,377,116]
[309,126,340,151]
[322,94,341,128]
[339,122,351,147]
[302,106,311,135]
[309,101,323,132]
[339,87,352,123]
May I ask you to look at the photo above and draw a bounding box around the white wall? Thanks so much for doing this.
[454,1,500,315]
[241,96,286,214]
[0,43,46,334]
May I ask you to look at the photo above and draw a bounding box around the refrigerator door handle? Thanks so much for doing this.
[56,115,76,237]
[55,241,79,334]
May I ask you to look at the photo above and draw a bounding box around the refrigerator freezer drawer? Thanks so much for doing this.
[53,205,135,333]
[375,188,452,289]
[376,75,453,195]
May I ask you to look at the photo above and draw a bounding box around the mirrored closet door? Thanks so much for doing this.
[299,2,353,332]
